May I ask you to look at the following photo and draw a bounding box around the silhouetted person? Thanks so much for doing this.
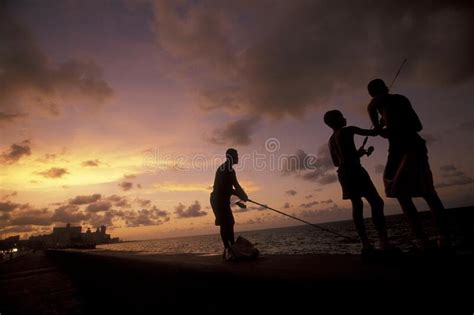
[367,79,449,249]
[324,110,391,253]
[210,148,248,259]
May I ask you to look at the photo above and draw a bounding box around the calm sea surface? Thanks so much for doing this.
[98,212,460,255]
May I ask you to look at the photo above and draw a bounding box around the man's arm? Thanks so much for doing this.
[231,171,248,201]
[347,126,378,137]
[367,99,382,131]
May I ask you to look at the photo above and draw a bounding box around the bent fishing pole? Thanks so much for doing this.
[362,58,408,149]
[235,199,358,242]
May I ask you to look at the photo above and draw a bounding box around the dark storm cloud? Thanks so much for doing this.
[81,159,101,167]
[37,167,69,178]
[154,0,474,118]
[285,189,297,196]
[0,5,113,121]
[436,164,474,188]
[0,140,31,164]
[174,201,207,218]
[206,116,260,146]
[118,181,133,191]
[69,194,102,205]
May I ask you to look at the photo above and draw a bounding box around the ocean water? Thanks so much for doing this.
[98,211,469,255]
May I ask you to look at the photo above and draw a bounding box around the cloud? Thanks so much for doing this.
[440,164,456,172]
[300,204,351,221]
[205,116,260,146]
[237,218,264,225]
[9,208,52,226]
[375,164,385,174]
[37,167,69,178]
[118,181,133,191]
[81,159,101,167]
[1,191,17,200]
[320,199,333,204]
[120,206,169,227]
[69,194,102,205]
[0,193,173,235]
[51,205,89,224]
[299,201,319,209]
[174,201,207,218]
[283,202,290,209]
[0,6,113,122]
[304,194,313,199]
[153,0,474,118]
[1,140,31,164]
[36,153,57,163]
[86,201,112,213]
[134,198,151,208]
[284,144,337,185]
[0,112,27,124]
[106,195,131,208]
[436,164,474,188]
[285,189,297,196]
[123,173,137,179]
[153,182,211,192]
[0,201,21,212]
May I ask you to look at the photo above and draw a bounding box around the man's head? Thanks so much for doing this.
[323,110,346,129]
[226,148,238,164]
[367,79,389,97]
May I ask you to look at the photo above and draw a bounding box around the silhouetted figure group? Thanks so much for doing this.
[324,78,449,253]
[211,79,450,257]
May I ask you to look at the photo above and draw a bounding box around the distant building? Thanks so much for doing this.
[28,223,120,249]
[52,223,82,247]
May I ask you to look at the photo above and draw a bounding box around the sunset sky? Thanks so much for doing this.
[1,0,473,241]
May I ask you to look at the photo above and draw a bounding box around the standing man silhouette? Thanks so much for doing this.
[210,148,248,260]
[367,79,449,249]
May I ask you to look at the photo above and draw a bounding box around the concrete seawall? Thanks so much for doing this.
[44,249,473,313]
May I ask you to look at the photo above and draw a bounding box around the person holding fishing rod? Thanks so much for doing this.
[210,148,248,260]
[323,110,393,254]
[367,78,450,250]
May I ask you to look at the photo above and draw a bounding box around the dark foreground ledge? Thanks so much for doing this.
[39,249,473,313]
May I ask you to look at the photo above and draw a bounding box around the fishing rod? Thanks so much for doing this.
[362,58,408,149]
[235,199,358,242]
